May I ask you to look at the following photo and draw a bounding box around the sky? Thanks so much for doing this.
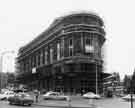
[0,0,135,79]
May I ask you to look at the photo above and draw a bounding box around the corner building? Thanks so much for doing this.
[17,12,106,94]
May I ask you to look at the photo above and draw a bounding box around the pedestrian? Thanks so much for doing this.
[81,89,85,96]
[66,96,71,108]
[34,89,40,103]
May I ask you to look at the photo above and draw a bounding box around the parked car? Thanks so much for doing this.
[43,91,69,100]
[0,91,15,100]
[82,92,101,99]
[122,94,135,101]
[8,93,34,106]
[1,88,10,93]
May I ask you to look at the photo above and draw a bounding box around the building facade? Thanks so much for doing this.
[17,12,106,94]
[0,73,8,90]
[103,73,123,97]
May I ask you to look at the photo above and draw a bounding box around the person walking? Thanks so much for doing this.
[34,89,40,103]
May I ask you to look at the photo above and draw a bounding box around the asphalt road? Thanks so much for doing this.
[0,101,33,108]
[0,101,52,108]
[95,97,134,108]
[0,97,135,108]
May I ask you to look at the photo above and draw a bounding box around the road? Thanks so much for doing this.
[0,101,33,108]
[0,97,135,108]
[95,97,134,108]
[0,101,53,108]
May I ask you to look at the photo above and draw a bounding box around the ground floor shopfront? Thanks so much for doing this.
[26,62,104,94]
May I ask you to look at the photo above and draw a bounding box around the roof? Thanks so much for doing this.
[18,11,104,56]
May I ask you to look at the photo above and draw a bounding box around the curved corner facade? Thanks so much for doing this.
[17,12,106,94]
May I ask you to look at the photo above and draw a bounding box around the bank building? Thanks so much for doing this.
[16,12,107,94]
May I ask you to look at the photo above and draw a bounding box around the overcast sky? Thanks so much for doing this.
[0,0,135,79]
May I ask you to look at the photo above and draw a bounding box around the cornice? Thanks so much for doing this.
[17,30,105,61]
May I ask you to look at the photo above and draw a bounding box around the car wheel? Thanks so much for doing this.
[28,104,31,106]
[9,102,12,105]
[20,101,24,106]
[2,97,6,100]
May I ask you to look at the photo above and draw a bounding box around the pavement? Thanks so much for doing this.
[33,95,96,108]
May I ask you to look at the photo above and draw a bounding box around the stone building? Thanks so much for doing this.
[0,73,8,90]
[17,12,106,94]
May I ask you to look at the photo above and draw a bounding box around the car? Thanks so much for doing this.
[43,91,69,100]
[0,91,15,100]
[82,92,101,99]
[8,93,34,106]
[122,94,135,101]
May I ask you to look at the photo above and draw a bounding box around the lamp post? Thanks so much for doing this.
[0,50,15,89]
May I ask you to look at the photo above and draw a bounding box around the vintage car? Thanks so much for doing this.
[43,91,69,100]
[0,91,15,100]
[122,94,135,101]
[8,93,34,106]
[82,92,101,99]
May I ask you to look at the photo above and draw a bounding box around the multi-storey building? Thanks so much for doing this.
[0,73,8,90]
[103,73,123,97]
[17,12,106,94]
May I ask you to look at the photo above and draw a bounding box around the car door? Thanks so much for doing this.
[14,94,20,104]
[50,93,58,99]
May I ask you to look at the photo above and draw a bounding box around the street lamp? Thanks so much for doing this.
[0,50,15,89]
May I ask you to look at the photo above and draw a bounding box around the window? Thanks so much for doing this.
[40,51,43,65]
[42,49,45,64]
[50,48,53,64]
[45,50,48,65]
[33,55,36,67]
[36,54,38,67]
[69,38,73,56]
[60,38,64,58]
[85,37,94,53]
[38,52,41,66]
[57,43,60,60]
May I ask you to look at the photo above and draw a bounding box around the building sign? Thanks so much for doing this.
[85,45,94,53]
[32,67,36,74]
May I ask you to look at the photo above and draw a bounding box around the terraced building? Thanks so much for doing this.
[17,12,106,94]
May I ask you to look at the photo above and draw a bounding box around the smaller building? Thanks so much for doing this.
[0,73,8,90]
[0,72,16,91]
[103,73,124,97]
